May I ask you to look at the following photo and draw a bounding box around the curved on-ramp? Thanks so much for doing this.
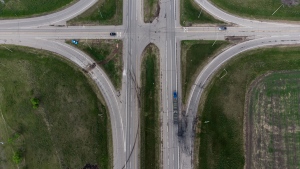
[0,39,125,169]
[185,36,300,168]
[194,0,299,28]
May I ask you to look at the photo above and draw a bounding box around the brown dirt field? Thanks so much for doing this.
[245,71,300,169]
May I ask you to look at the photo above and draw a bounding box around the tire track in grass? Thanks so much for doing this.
[271,92,276,169]
[284,82,289,167]
[276,80,284,168]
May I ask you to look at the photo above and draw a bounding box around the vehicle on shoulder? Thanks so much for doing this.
[71,39,78,45]
[110,32,117,36]
[218,26,227,31]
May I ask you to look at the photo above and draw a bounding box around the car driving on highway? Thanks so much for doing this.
[110,32,116,36]
[218,26,227,31]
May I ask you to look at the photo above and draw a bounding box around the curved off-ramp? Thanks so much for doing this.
[0,0,97,28]
[0,38,126,169]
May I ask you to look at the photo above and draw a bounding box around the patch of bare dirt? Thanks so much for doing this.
[244,71,300,169]
[281,0,299,6]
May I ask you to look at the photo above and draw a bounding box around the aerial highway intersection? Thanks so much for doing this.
[1,0,300,168]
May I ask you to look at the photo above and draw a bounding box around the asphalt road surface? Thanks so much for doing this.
[1,0,300,169]
[0,0,97,28]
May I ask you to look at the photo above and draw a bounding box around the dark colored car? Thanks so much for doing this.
[218,26,227,31]
[110,32,117,36]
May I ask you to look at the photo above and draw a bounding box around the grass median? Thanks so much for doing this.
[181,40,229,104]
[0,0,77,18]
[67,39,123,89]
[211,0,300,21]
[195,45,300,169]
[180,0,224,26]
[67,0,123,25]
[140,44,160,169]
[0,45,112,169]
[144,0,159,23]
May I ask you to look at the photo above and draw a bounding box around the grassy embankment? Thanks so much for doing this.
[0,0,76,18]
[0,45,111,169]
[67,39,123,89]
[181,40,229,103]
[144,0,159,23]
[211,0,300,21]
[180,0,224,26]
[140,44,160,169]
[67,0,123,25]
[247,71,300,168]
[196,46,300,169]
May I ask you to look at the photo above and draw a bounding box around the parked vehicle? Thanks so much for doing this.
[71,39,78,45]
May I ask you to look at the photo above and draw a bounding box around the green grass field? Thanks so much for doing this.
[181,40,229,103]
[180,0,224,26]
[196,46,300,169]
[67,0,123,25]
[68,39,123,89]
[247,71,300,168]
[0,45,111,169]
[211,0,300,21]
[0,0,76,18]
[140,44,160,169]
[144,0,159,23]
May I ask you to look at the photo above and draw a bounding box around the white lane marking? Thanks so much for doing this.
[136,5,137,21]
[178,146,180,169]
[175,40,178,90]
[130,88,133,117]
[167,40,174,91]
[173,0,176,20]
[166,40,168,111]
[125,40,129,155]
